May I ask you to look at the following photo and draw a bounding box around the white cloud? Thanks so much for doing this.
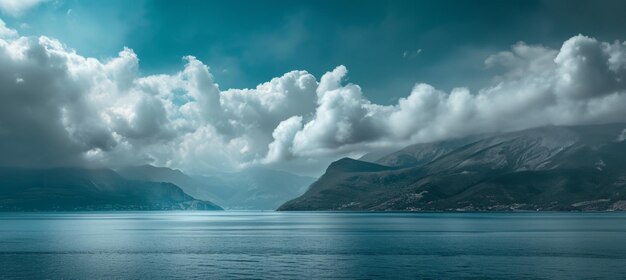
[618,129,626,142]
[0,32,625,176]
[403,49,422,59]
[272,35,626,169]
[264,116,303,163]
[0,18,16,37]
[0,0,46,16]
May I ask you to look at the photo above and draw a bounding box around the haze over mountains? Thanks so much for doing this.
[118,166,314,210]
[0,164,313,211]
[280,123,626,211]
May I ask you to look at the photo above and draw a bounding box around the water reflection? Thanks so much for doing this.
[1,212,626,279]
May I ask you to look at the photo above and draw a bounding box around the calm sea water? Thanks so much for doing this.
[1,212,626,279]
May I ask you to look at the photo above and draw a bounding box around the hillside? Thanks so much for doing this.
[0,168,222,211]
[279,123,626,211]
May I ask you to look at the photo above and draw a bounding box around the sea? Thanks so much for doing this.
[1,211,625,279]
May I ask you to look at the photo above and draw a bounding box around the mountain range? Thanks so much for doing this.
[0,163,313,211]
[279,123,626,211]
[3,123,626,212]
[117,166,314,210]
[0,168,221,211]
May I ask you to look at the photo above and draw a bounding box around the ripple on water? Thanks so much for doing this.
[1,211,626,279]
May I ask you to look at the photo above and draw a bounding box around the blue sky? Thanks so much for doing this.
[5,0,626,104]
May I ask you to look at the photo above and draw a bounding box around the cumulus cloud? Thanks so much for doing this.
[273,34,626,170]
[0,18,16,37]
[0,26,625,175]
[0,0,46,16]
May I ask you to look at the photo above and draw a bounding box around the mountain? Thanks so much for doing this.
[0,168,222,211]
[116,165,221,203]
[118,165,315,210]
[373,137,479,168]
[279,123,626,211]
[358,147,399,163]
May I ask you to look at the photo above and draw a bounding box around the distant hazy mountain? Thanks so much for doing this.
[0,168,222,211]
[117,165,219,202]
[118,165,315,210]
[279,123,626,211]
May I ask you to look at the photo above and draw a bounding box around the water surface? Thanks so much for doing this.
[1,212,626,279]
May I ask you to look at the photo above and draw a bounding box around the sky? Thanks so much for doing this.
[1,0,626,176]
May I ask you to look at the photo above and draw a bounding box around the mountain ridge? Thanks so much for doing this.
[0,167,222,211]
[118,165,315,210]
[279,123,626,211]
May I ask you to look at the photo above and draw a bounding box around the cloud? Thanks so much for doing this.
[0,28,625,175]
[0,0,46,17]
[0,18,16,37]
[264,116,303,163]
[618,129,626,142]
[274,34,626,168]
[403,49,422,59]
